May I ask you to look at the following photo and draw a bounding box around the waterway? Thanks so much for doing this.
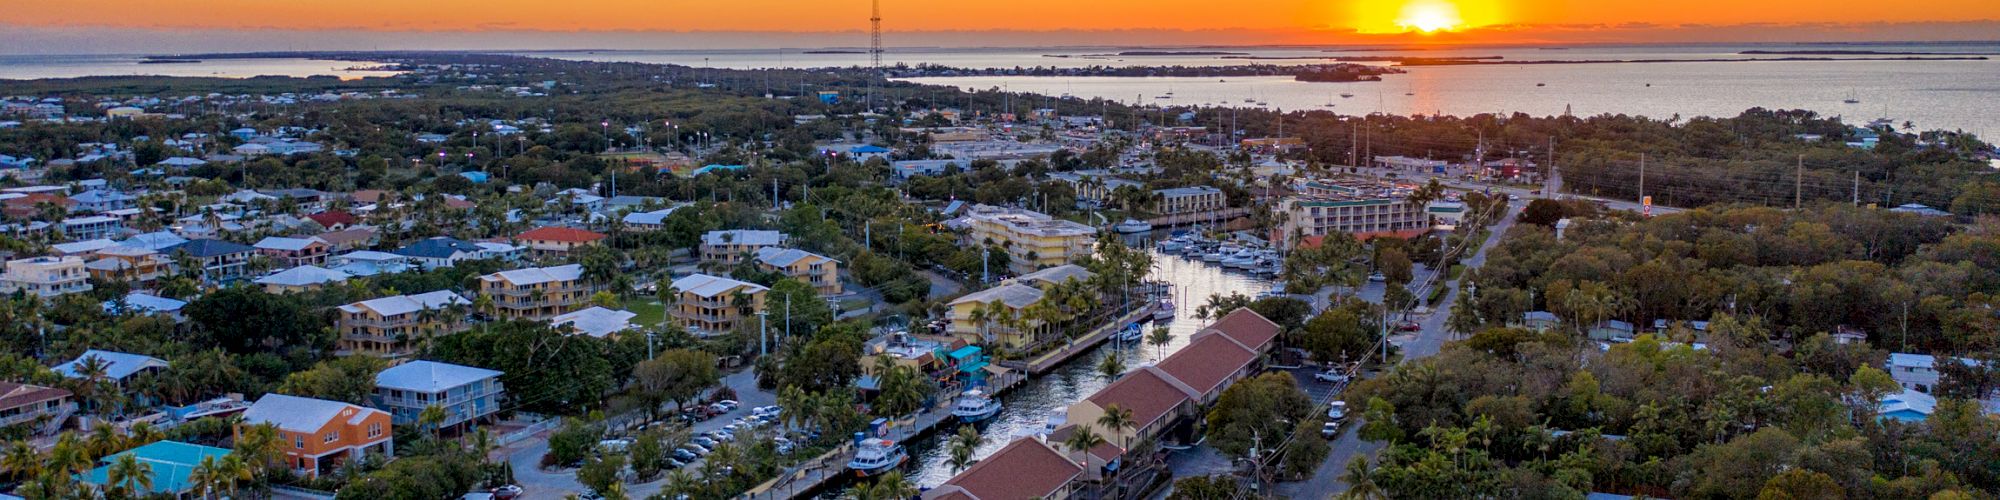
[897,244,1276,488]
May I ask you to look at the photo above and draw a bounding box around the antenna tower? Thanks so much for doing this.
[870,0,883,69]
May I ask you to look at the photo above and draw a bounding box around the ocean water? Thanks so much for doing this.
[0,55,402,80]
[524,43,2000,135]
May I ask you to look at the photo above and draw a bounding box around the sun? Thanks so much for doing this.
[1395,0,1465,33]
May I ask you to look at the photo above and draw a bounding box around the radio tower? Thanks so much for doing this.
[869,0,884,69]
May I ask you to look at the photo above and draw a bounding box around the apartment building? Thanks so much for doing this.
[0,256,92,298]
[83,245,171,285]
[946,283,1047,350]
[477,264,591,320]
[254,236,332,267]
[164,239,254,283]
[699,230,788,265]
[753,247,842,295]
[953,205,1096,275]
[1153,186,1226,216]
[239,394,393,478]
[336,291,472,357]
[60,215,123,240]
[371,361,504,429]
[669,273,768,335]
[1276,181,1429,247]
[0,381,74,437]
[516,226,606,259]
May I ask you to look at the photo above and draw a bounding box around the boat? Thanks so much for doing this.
[1152,299,1175,321]
[1156,239,1187,253]
[846,438,909,477]
[1116,323,1144,342]
[1536,83,1546,87]
[1340,93,1354,98]
[1114,219,1153,234]
[1843,98,1861,104]
[1243,98,1256,103]
[951,389,1003,423]
[1221,249,1260,269]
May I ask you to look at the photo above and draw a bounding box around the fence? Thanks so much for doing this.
[494,416,562,447]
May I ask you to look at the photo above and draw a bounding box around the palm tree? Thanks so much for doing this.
[1146,327,1172,361]
[107,453,155,497]
[1337,456,1386,500]
[1096,404,1137,451]
[419,404,449,439]
[88,421,126,457]
[1,440,40,482]
[1061,426,1107,464]
[874,471,918,499]
[69,355,113,414]
[663,470,698,499]
[214,454,252,498]
[188,455,220,500]
[948,425,983,472]
[1097,351,1125,380]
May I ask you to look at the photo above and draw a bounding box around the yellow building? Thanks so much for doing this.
[335,291,470,357]
[699,230,788,266]
[956,205,1096,275]
[753,247,841,295]
[669,273,769,335]
[477,264,591,320]
[1152,186,1226,216]
[945,283,1046,350]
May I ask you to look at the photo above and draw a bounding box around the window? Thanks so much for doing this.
[295,436,304,449]
[368,422,382,438]
[324,430,340,443]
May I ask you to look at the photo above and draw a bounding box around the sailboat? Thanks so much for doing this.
[1842,90,1861,104]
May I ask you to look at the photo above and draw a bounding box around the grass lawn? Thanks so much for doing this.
[621,297,668,327]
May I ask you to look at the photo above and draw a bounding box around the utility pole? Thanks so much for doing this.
[1853,171,1860,205]
[645,330,656,359]
[757,310,770,357]
[1638,153,1645,204]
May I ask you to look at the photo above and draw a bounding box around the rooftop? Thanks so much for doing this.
[375,360,503,393]
[242,393,385,433]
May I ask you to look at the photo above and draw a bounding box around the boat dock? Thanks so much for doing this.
[745,370,1027,499]
[1022,308,1153,374]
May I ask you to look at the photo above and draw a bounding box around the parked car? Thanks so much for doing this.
[707,403,731,414]
[1328,401,1349,421]
[1313,371,1349,384]
[682,443,710,456]
[665,458,685,470]
[597,439,632,454]
[672,449,698,462]
[714,400,741,411]
[1368,273,1386,282]
[1322,421,1341,439]
[706,430,735,442]
[1395,321,1421,332]
[491,485,524,500]
[752,405,782,417]
[690,436,718,449]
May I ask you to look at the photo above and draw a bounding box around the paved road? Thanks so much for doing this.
[505,368,778,499]
[1281,199,1525,499]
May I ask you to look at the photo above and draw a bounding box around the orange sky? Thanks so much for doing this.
[5,0,1996,36]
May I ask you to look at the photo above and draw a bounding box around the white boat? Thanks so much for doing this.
[846,438,908,477]
[1156,238,1187,253]
[951,389,1003,423]
[1114,219,1153,234]
[1222,249,1261,269]
[1116,323,1144,342]
[1152,299,1174,321]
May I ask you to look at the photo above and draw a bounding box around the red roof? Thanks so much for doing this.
[1086,367,1196,431]
[1046,424,1127,462]
[1201,308,1281,352]
[1156,333,1258,396]
[0,381,69,411]
[305,211,356,228]
[940,438,1082,500]
[518,226,606,243]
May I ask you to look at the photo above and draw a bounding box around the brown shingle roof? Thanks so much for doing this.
[1156,333,1258,396]
[518,226,606,243]
[1046,424,1127,462]
[940,438,1082,500]
[1201,308,1281,352]
[1086,366,1197,431]
[0,381,70,410]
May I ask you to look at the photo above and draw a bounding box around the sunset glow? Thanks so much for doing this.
[1395,0,1465,33]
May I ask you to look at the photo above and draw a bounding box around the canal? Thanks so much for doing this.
[899,247,1278,487]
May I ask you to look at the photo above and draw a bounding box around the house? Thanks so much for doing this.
[54,350,169,385]
[621,208,679,232]
[51,238,116,257]
[329,250,411,277]
[754,247,842,295]
[372,361,504,429]
[337,291,471,357]
[669,273,769,335]
[1878,388,1937,422]
[394,237,487,270]
[84,245,171,285]
[163,239,254,283]
[61,215,124,240]
[516,226,606,259]
[1886,352,1973,394]
[118,231,188,252]
[699,230,788,265]
[923,437,1086,500]
[551,306,640,338]
[847,144,891,161]
[0,381,75,436]
[69,190,136,213]
[1008,264,1094,289]
[1521,311,1560,331]
[238,394,393,478]
[0,256,92,298]
[255,236,331,267]
[478,264,591,320]
[946,283,1047,350]
[102,292,188,322]
[1588,320,1637,342]
[255,265,352,294]
[79,441,232,498]
[1,193,74,219]
[305,211,358,231]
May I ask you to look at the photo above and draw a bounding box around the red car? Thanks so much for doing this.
[1395,321,1421,332]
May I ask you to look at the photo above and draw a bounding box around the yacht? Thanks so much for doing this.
[1114,219,1154,234]
[1340,93,1354,98]
[1156,238,1188,253]
[1221,249,1260,269]
[951,389,1003,423]
[1116,323,1144,342]
[1152,299,1175,321]
[847,438,909,477]
[1200,246,1231,262]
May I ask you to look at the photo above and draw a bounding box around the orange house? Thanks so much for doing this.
[238,393,393,478]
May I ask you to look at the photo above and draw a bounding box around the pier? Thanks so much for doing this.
[746,370,1027,499]
[1022,308,1154,374]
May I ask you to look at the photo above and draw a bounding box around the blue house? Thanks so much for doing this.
[459,171,490,183]
[372,361,505,429]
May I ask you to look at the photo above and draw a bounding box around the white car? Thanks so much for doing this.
[715,400,741,411]
[1327,401,1349,421]
[752,405,782,416]
[1313,371,1349,383]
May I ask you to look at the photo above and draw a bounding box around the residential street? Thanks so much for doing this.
[503,367,777,498]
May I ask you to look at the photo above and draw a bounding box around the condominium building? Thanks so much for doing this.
[477,264,591,320]
[1276,181,1429,247]
[372,361,504,429]
[699,230,788,265]
[254,236,332,267]
[239,394,393,478]
[516,226,606,259]
[83,245,171,285]
[163,239,254,283]
[336,291,472,357]
[953,205,1096,275]
[669,273,768,335]
[0,256,92,298]
[753,247,841,295]
[1153,186,1226,216]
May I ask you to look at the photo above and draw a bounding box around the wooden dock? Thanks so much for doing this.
[745,371,1027,499]
[1023,308,1153,374]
